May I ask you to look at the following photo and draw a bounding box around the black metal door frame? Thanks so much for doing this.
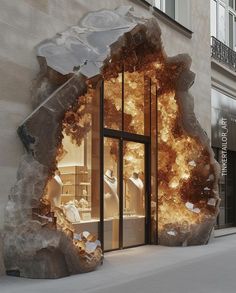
[99,76,152,250]
[102,130,151,251]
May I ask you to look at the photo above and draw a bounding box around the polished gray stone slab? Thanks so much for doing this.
[37,7,138,76]
[1,235,236,293]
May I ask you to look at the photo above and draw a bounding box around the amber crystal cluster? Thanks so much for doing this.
[62,87,94,148]
[103,71,147,134]
[74,231,103,273]
[102,46,220,245]
[3,7,220,279]
[157,92,219,245]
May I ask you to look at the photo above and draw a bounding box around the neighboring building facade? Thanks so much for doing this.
[0,0,211,252]
[210,0,236,228]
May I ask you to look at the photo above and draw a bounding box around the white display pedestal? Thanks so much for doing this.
[73,216,145,250]
[123,216,145,247]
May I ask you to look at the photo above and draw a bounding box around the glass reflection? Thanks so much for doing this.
[44,89,101,240]
[218,4,226,43]
[124,72,145,135]
[104,70,150,135]
[104,75,122,130]
[123,141,145,247]
[151,83,157,243]
[103,137,120,250]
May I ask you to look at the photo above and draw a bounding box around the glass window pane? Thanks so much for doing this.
[229,13,234,49]
[145,0,154,5]
[155,0,161,9]
[124,71,144,135]
[229,0,234,8]
[151,83,157,243]
[165,0,175,19]
[124,71,150,135]
[176,0,191,28]
[48,88,101,240]
[123,141,145,247]
[104,137,120,250]
[218,4,226,43]
[104,75,122,130]
[234,17,236,49]
[211,0,217,37]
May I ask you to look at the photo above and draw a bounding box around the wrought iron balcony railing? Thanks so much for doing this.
[211,36,236,72]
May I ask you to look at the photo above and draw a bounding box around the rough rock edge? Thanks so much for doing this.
[3,7,220,278]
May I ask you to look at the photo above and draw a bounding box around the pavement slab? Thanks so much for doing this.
[1,235,236,293]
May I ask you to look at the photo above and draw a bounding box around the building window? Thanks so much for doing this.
[211,0,217,38]
[219,3,226,43]
[228,0,236,50]
[154,0,161,9]
[46,87,101,240]
[147,0,191,29]
[165,0,175,19]
[211,0,236,51]
[229,12,234,48]
[229,0,234,8]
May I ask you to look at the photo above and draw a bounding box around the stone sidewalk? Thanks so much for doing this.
[1,234,236,293]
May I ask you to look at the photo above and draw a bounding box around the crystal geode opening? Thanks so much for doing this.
[3,7,220,279]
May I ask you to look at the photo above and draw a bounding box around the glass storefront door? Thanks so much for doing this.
[103,137,148,251]
[123,141,146,248]
[102,66,152,250]
[103,137,120,251]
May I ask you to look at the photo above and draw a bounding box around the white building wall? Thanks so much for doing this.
[0,0,211,233]
[211,61,236,99]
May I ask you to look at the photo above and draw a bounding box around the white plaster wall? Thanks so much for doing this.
[0,0,211,231]
[211,61,236,99]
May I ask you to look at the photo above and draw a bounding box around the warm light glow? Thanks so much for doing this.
[49,39,219,247]
[102,58,218,239]
[104,71,146,134]
[157,91,217,234]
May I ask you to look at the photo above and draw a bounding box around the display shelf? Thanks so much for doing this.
[60,171,89,175]
[62,183,91,186]
[61,194,76,204]
[78,208,91,212]
[59,165,91,207]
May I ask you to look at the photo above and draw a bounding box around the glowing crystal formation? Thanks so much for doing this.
[74,231,103,273]
[102,54,220,245]
[3,6,220,279]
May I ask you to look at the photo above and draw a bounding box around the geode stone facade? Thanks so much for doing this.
[3,6,220,278]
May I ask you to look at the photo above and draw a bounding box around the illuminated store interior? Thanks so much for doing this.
[46,69,151,251]
[3,7,220,278]
[41,60,220,250]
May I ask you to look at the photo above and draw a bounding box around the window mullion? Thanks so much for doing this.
[175,0,179,23]
[226,0,230,46]
[161,0,165,12]
[216,0,219,40]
